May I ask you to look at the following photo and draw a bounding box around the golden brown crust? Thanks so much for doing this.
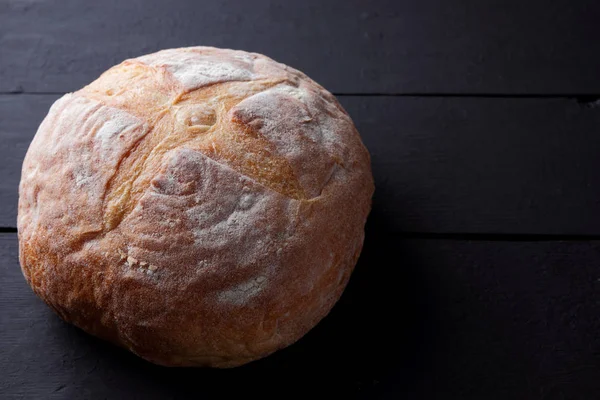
[17,46,374,367]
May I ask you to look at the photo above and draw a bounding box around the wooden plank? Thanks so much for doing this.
[3,232,600,397]
[352,96,600,236]
[3,94,600,234]
[2,0,600,94]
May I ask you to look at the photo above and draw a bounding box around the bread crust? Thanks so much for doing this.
[18,47,374,367]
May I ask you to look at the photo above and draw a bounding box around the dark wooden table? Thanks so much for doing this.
[2,1,600,398]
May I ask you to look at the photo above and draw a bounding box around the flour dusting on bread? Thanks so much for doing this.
[136,48,256,91]
[218,275,268,305]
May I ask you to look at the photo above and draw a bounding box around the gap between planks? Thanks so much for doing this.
[2,227,600,242]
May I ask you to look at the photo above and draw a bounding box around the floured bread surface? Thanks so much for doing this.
[18,47,374,367]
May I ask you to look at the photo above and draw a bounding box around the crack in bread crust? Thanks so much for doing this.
[80,54,324,230]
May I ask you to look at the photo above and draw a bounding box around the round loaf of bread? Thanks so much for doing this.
[18,47,374,367]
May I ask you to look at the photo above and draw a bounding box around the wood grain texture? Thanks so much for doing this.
[4,94,600,234]
[2,0,600,94]
[3,228,600,398]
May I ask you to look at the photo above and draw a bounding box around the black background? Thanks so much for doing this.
[2,1,600,398]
